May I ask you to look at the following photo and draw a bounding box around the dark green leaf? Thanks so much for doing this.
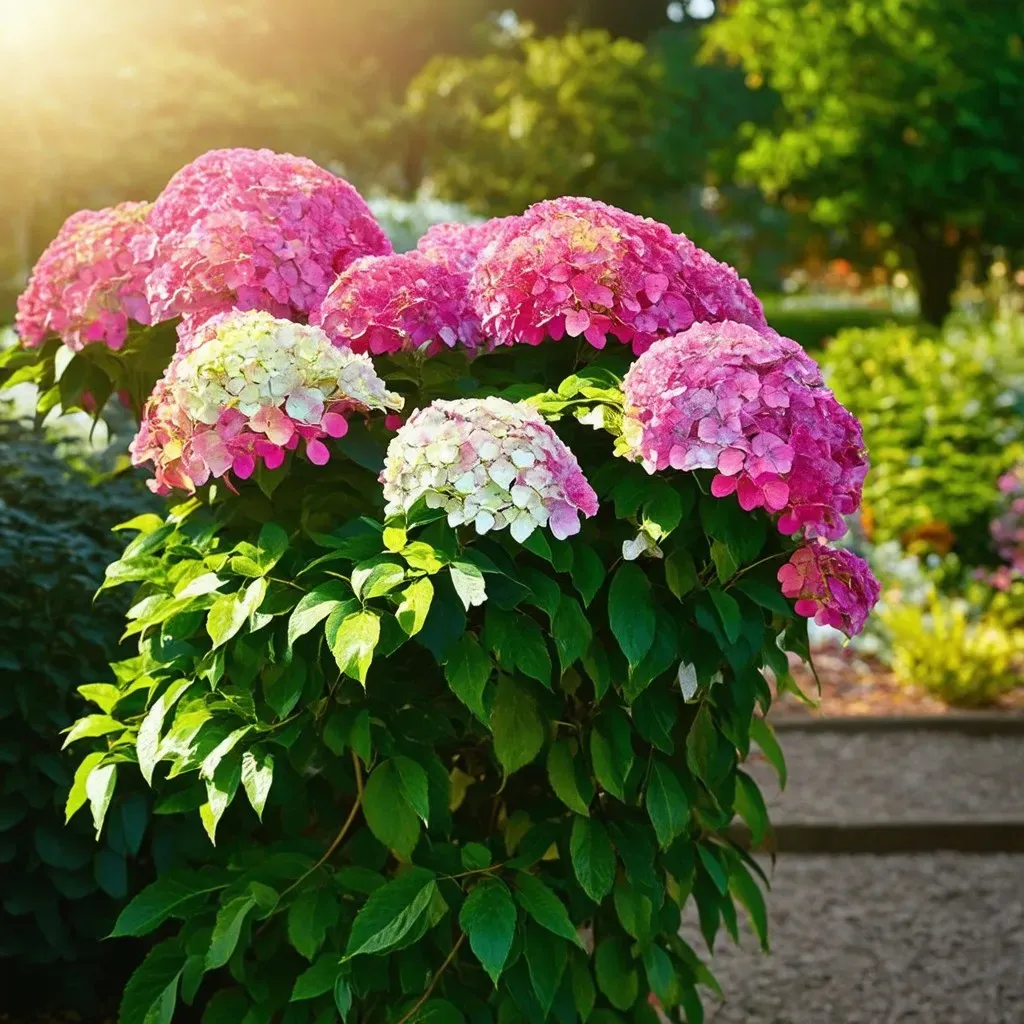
[749,716,787,789]
[570,817,616,903]
[490,676,545,776]
[569,543,605,607]
[206,894,256,969]
[645,759,690,850]
[513,872,582,947]
[111,870,228,937]
[393,755,431,825]
[546,738,594,816]
[287,888,337,961]
[524,921,568,1016]
[708,588,742,644]
[608,564,655,666]
[552,595,592,676]
[460,879,516,985]
[344,868,439,958]
[589,708,634,802]
[665,549,698,601]
[594,936,639,1012]
[119,939,185,1024]
[734,771,770,846]
[363,760,421,858]
[444,633,492,722]
[291,953,341,1001]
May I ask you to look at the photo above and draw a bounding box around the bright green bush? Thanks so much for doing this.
[821,317,1024,560]
[0,414,160,1011]
[882,597,1024,707]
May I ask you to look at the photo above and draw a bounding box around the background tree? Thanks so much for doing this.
[705,0,1024,323]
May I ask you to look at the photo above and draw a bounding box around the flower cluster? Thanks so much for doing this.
[131,310,402,493]
[312,252,482,355]
[381,397,598,542]
[416,218,515,274]
[15,203,157,351]
[145,148,391,328]
[621,320,868,540]
[991,466,1024,583]
[469,197,765,354]
[777,544,881,637]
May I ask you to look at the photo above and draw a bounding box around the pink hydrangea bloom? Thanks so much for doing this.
[145,148,391,327]
[991,466,1024,580]
[312,251,482,355]
[417,218,517,274]
[131,310,402,494]
[469,197,765,354]
[15,202,157,351]
[777,543,881,637]
[380,396,598,542]
[621,320,868,540]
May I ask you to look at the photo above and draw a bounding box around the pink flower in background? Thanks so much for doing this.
[15,202,157,351]
[621,320,868,540]
[312,251,482,355]
[131,310,402,494]
[417,218,517,274]
[145,148,391,327]
[778,544,881,637]
[469,197,765,354]
[380,396,598,542]
[991,465,1024,580]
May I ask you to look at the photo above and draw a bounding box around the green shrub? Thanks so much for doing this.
[882,597,1023,707]
[822,317,1024,560]
[0,414,164,1011]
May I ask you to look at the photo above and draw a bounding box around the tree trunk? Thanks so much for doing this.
[909,233,963,326]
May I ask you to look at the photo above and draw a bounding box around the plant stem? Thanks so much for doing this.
[394,932,467,1024]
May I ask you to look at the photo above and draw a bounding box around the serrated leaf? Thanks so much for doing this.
[589,708,634,802]
[291,953,341,1001]
[393,755,431,825]
[450,560,487,610]
[111,871,229,937]
[460,879,516,985]
[396,577,434,636]
[119,939,185,1024]
[569,543,605,607]
[444,634,492,722]
[344,869,438,958]
[608,564,655,666]
[206,894,256,969]
[61,714,122,749]
[546,738,594,816]
[524,920,568,1015]
[87,763,117,838]
[570,817,616,903]
[645,759,690,850]
[328,609,381,685]
[352,559,406,601]
[513,872,582,947]
[363,760,421,858]
[287,582,351,647]
[552,595,592,676]
[287,889,337,962]
[241,749,274,821]
[135,677,194,786]
[199,757,241,845]
[490,675,545,776]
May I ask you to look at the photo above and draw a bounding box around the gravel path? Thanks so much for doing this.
[746,731,1024,822]
[684,854,1024,1024]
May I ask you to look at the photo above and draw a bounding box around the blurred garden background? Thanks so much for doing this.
[1,0,1024,1018]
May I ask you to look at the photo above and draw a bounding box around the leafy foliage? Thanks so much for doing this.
[52,327,813,1023]
[822,318,1024,561]
[0,413,168,1011]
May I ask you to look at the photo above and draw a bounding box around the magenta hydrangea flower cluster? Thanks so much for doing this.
[381,397,598,542]
[145,149,392,328]
[468,197,765,354]
[777,544,881,637]
[131,310,402,494]
[15,202,157,351]
[991,466,1024,585]
[621,320,868,540]
[311,252,482,355]
[416,219,514,274]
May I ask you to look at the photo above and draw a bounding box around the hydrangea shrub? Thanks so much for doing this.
[3,150,879,1024]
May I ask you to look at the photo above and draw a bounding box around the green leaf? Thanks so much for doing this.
[729,860,770,952]
[749,716,787,789]
[697,844,729,896]
[460,879,517,985]
[645,759,690,850]
[595,936,639,1011]
[513,872,582,947]
[287,888,337,961]
[546,738,594,816]
[521,566,562,622]
[206,894,257,969]
[77,682,122,713]
[87,763,117,839]
[608,564,655,666]
[401,541,448,573]
[686,704,732,790]
[734,770,770,845]
[396,577,434,636]
[61,713,122,749]
[363,760,421,858]
[524,920,568,1016]
[450,560,487,610]
[291,953,341,1001]
[200,726,253,781]
[552,595,592,676]
[207,580,266,648]
[490,675,545,776]
[589,708,634,802]
[111,871,229,937]
[344,868,439,958]
[613,878,652,942]
[734,577,793,617]
[642,945,678,1006]
[700,495,766,563]
[570,950,597,1023]
[137,679,192,786]
[287,582,351,647]
[641,482,684,540]
[570,543,605,607]
[352,558,406,601]
[119,939,185,1024]
[570,817,616,903]
[257,522,289,572]
[460,843,492,872]
[241,750,274,821]
[708,587,742,644]
[665,549,698,600]
[393,755,431,825]
[444,634,492,722]
[710,541,739,583]
[328,609,381,685]
[513,618,553,687]
[199,758,241,844]
[335,975,354,1021]
[65,751,105,824]
[383,525,407,552]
